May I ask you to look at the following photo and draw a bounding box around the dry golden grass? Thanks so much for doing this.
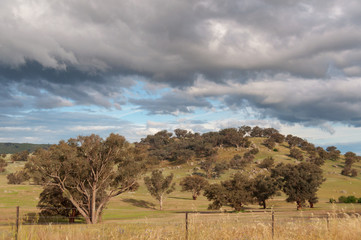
[1,211,360,240]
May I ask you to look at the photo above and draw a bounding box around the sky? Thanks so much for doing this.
[1,0,361,154]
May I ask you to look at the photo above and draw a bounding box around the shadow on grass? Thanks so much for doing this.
[122,198,156,209]
[21,212,85,225]
[169,196,193,200]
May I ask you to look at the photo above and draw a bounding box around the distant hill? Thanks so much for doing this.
[0,143,51,154]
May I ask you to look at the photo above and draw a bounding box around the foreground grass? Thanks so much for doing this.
[1,212,360,240]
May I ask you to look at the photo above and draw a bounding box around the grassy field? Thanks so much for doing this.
[1,211,361,239]
[0,138,360,239]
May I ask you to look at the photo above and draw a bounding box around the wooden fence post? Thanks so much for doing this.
[15,206,19,240]
[272,210,275,239]
[185,212,189,240]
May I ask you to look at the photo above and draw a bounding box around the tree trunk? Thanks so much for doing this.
[309,201,314,208]
[262,200,266,209]
[69,209,77,223]
[296,201,302,210]
[159,195,163,211]
[91,188,97,223]
[192,191,197,200]
[63,190,92,224]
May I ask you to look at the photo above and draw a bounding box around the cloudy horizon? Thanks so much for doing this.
[1,0,361,154]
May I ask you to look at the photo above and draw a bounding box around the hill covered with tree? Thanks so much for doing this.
[3,126,361,224]
[0,143,50,154]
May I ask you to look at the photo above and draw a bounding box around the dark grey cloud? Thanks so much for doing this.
[1,0,361,128]
[2,0,361,79]
[0,61,136,110]
[185,75,361,127]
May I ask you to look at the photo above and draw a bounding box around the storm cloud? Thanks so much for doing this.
[1,0,361,143]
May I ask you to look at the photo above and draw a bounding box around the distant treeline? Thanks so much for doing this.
[0,143,50,154]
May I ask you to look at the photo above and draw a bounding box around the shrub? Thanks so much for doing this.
[338,195,359,203]
[289,148,304,161]
[338,196,347,203]
[7,171,30,184]
[329,198,336,203]
[263,138,275,150]
[346,196,358,203]
[248,148,259,155]
[257,157,274,170]
[0,158,7,172]
[230,154,249,170]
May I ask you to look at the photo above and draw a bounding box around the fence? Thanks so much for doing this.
[0,206,361,240]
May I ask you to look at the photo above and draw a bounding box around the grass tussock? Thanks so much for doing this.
[1,212,360,240]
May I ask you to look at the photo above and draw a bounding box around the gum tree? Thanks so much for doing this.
[272,162,325,210]
[144,170,175,210]
[179,175,209,200]
[26,134,145,224]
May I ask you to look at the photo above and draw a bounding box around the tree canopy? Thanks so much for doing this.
[144,170,175,210]
[272,162,325,210]
[25,134,145,224]
[204,173,253,211]
[180,175,209,200]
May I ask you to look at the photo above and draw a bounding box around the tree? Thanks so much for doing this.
[213,162,229,178]
[308,194,318,208]
[243,150,256,162]
[179,175,209,200]
[286,135,304,148]
[25,134,145,224]
[272,163,325,210]
[262,128,279,138]
[250,126,263,137]
[230,152,254,170]
[250,175,280,209]
[289,148,304,161]
[0,158,7,172]
[204,173,253,211]
[144,170,175,210]
[168,148,194,165]
[307,156,325,166]
[270,133,285,143]
[257,157,274,170]
[174,129,189,139]
[200,155,217,178]
[229,154,247,170]
[7,171,30,184]
[11,150,29,162]
[326,146,341,161]
[219,128,246,149]
[37,185,80,223]
[351,169,358,177]
[239,125,251,136]
[263,138,276,150]
[316,147,329,160]
[341,152,359,177]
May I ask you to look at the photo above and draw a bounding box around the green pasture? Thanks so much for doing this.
[0,138,360,225]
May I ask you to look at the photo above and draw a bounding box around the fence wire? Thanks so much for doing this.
[0,207,360,240]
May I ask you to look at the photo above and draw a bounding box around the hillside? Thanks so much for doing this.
[0,143,50,154]
[0,129,360,222]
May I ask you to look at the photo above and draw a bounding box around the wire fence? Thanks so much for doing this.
[1,206,361,240]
